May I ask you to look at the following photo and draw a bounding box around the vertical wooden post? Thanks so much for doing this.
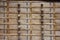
[49,2,52,40]
[2,1,5,40]
[40,4,44,40]
[17,4,21,40]
[53,2,56,40]
[6,0,9,40]
[30,2,32,40]
[26,2,28,40]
